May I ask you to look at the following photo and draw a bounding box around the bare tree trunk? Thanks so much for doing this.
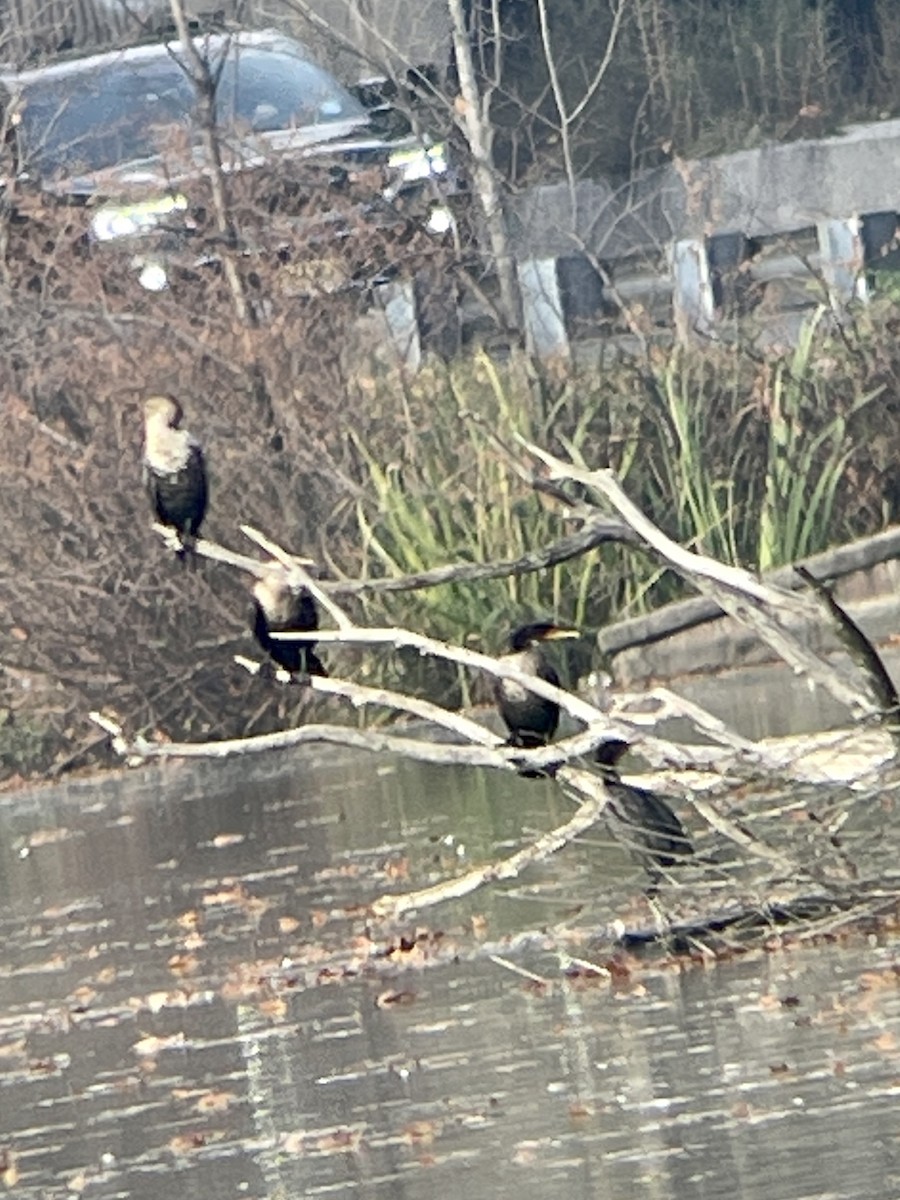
[168,0,252,326]
[446,0,523,335]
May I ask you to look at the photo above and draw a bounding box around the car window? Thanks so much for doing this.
[216,45,365,132]
[17,60,196,175]
[14,39,366,178]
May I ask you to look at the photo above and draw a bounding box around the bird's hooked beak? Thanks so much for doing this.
[537,626,580,642]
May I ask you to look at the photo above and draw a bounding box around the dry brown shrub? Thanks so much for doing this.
[0,164,455,774]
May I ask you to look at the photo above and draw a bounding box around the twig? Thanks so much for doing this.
[275,626,607,729]
[239,524,352,630]
[794,564,900,741]
[519,440,880,719]
[371,766,610,919]
[488,955,552,986]
[326,516,634,596]
[151,529,274,578]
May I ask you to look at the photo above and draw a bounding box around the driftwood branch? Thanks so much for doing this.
[238,524,353,630]
[794,564,900,741]
[370,766,611,919]
[277,625,608,729]
[326,514,635,597]
[153,516,635,598]
[519,440,883,720]
[599,527,900,657]
[130,435,896,932]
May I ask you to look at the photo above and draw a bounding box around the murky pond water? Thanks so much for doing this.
[1,734,898,1198]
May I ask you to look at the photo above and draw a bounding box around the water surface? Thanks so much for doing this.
[0,735,897,1198]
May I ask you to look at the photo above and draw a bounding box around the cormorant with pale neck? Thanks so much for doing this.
[595,738,693,877]
[252,573,327,678]
[142,395,208,563]
[495,622,579,752]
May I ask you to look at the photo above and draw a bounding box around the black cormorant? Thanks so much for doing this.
[142,395,208,562]
[494,622,578,751]
[595,738,693,877]
[252,573,327,678]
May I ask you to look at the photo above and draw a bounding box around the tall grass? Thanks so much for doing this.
[756,310,883,571]
[343,309,894,693]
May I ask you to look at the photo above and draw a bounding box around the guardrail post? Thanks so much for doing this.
[380,279,422,372]
[670,238,715,342]
[817,217,867,311]
[517,257,570,359]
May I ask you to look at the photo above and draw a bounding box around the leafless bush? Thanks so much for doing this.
[0,158,458,774]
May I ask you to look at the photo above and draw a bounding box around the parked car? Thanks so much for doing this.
[0,27,452,291]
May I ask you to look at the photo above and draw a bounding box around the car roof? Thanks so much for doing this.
[0,28,316,88]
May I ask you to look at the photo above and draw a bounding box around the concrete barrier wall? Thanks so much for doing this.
[509,119,900,357]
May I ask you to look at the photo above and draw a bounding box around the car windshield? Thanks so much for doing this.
[13,39,367,177]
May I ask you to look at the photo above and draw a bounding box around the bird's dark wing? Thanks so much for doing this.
[293,588,319,634]
[538,661,560,688]
[184,443,208,538]
[252,601,275,658]
[608,781,693,868]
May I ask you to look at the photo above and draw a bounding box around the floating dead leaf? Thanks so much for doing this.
[182,931,205,951]
[871,1031,896,1053]
[68,1169,89,1193]
[95,966,117,986]
[730,1101,753,1119]
[132,1032,185,1058]
[168,953,199,977]
[220,976,264,1003]
[139,992,172,1014]
[176,910,201,931]
[568,1101,595,1120]
[29,1054,69,1074]
[202,883,247,908]
[211,832,245,848]
[402,1120,438,1145]
[383,857,409,881]
[314,863,361,882]
[278,916,300,934]
[242,894,271,920]
[70,985,97,1011]
[768,1061,792,1076]
[375,989,417,1009]
[0,1148,19,1188]
[281,1131,306,1156]
[512,1141,541,1166]
[315,1126,363,1155]
[310,910,329,929]
[169,1132,207,1155]
[257,996,288,1020]
[11,626,28,642]
[758,992,781,1011]
[470,913,488,937]
[28,826,71,847]
[604,953,638,983]
[859,969,899,992]
[195,1089,238,1114]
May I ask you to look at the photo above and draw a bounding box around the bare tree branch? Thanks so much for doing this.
[519,438,884,720]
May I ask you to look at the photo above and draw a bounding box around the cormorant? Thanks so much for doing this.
[252,573,327,678]
[142,395,208,562]
[494,622,578,755]
[595,738,693,877]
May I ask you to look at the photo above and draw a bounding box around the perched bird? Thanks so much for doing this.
[595,738,693,879]
[494,623,579,762]
[142,395,208,563]
[252,573,326,678]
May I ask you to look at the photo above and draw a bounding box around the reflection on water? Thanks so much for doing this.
[0,746,897,1199]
